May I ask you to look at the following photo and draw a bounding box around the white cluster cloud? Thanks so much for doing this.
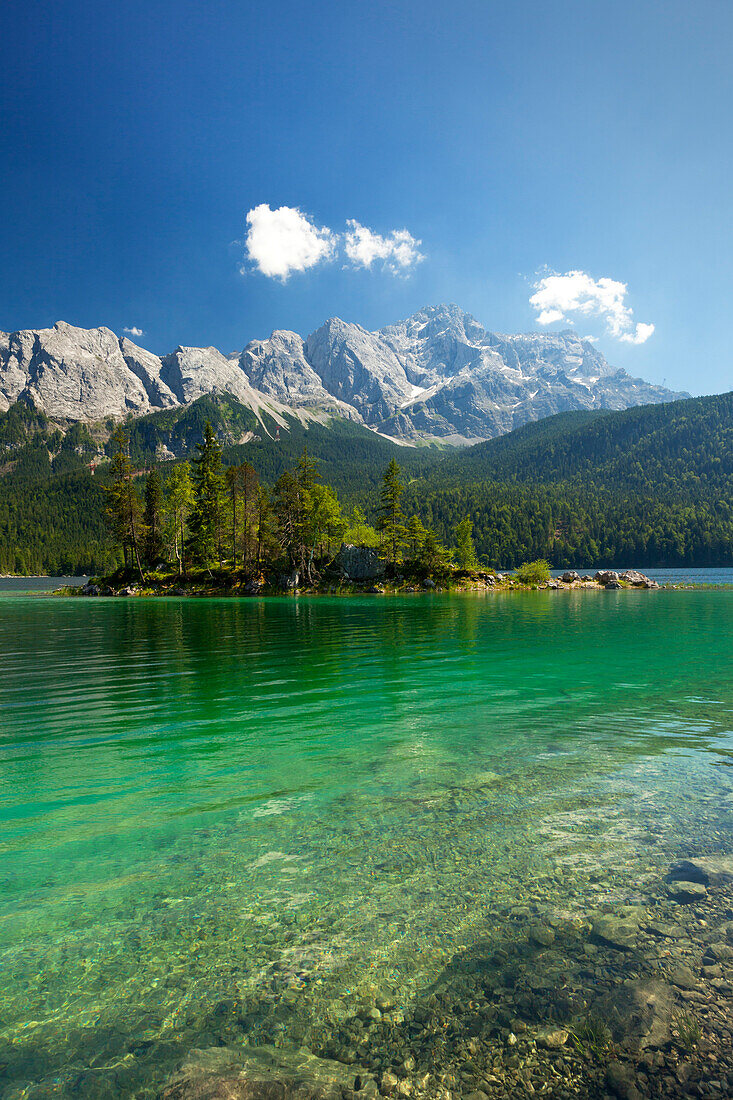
[245,204,336,281]
[123,326,144,337]
[244,204,423,281]
[530,270,654,345]
[344,220,424,273]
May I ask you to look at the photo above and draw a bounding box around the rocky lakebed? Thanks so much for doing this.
[156,852,733,1100]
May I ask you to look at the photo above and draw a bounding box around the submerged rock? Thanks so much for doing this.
[669,856,733,888]
[592,913,639,950]
[593,978,673,1049]
[162,1044,373,1100]
[535,1026,569,1049]
[666,880,707,903]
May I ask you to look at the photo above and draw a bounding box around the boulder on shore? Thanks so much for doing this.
[621,569,659,588]
[560,570,580,583]
[334,544,386,581]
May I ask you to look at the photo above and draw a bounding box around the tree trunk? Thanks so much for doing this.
[231,494,237,571]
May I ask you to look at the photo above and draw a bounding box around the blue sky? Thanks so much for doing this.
[1,0,731,394]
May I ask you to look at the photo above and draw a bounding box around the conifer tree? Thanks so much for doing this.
[406,514,427,559]
[378,458,407,566]
[104,426,145,582]
[189,422,225,568]
[417,529,452,576]
[166,462,194,575]
[142,468,165,567]
[225,462,259,570]
[454,517,478,569]
[255,486,278,570]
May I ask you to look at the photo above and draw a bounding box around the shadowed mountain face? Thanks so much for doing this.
[0,305,687,443]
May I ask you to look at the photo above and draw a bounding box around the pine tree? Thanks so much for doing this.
[142,468,165,567]
[378,458,407,566]
[104,426,145,582]
[417,529,452,576]
[454,517,478,569]
[189,422,225,568]
[166,462,194,575]
[255,486,278,570]
[225,462,259,570]
[405,514,427,560]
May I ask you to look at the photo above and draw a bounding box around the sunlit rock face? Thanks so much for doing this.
[0,305,687,441]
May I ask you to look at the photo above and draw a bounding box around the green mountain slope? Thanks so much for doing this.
[406,392,733,568]
[433,391,733,495]
[1,391,731,574]
[0,396,437,574]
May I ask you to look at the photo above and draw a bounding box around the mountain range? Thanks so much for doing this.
[0,304,686,444]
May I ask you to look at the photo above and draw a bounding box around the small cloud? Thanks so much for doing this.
[123,326,144,336]
[344,221,424,273]
[530,269,654,344]
[242,204,424,281]
[244,204,336,281]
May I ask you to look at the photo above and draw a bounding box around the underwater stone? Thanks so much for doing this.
[594,979,673,1050]
[535,1027,569,1049]
[669,856,733,888]
[162,1044,373,1100]
[592,915,639,950]
[666,881,707,903]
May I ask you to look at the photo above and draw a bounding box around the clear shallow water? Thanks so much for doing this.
[1,588,733,1096]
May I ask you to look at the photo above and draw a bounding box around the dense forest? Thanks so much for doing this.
[0,391,731,574]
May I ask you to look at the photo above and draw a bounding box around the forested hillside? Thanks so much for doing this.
[0,391,731,574]
[434,391,733,495]
[406,392,733,568]
[0,397,435,574]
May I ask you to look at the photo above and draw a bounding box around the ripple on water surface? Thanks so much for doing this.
[0,590,732,1096]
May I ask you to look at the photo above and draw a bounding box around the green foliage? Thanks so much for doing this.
[435,391,733,496]
[453,517,478,568]
[166,462,194,574]
[343,506,379,548]
[569,1015,612,1058]
[142,468,164,565]
[105,427,145,581]
[515,559,551,585]
[1,390,732,574]
[673,1012,702,1053]
[189,422,225,566]
[378,458,407,564]
[416,529,453,577]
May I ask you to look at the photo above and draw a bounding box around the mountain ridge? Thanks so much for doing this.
[0,305,688,444]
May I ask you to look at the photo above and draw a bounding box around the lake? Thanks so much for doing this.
[1,585,733,1097]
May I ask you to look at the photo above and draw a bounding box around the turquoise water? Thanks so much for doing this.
[1,589,733,1096]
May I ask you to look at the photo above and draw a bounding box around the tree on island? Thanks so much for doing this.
[225,461,258,571]
[166,462,194,575]
[255,485,278,570]
[189,421,225,568]
[378,458,407,566]
[417,529,453,576]
[105,426,145,583]
[142,468,165,567]
[453,517,478,569]
[344,506,380,548]
[406,514,427,559]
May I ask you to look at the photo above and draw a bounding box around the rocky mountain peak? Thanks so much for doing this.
[0,306,688,443]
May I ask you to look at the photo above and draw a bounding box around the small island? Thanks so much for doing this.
[64,420,662,599]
